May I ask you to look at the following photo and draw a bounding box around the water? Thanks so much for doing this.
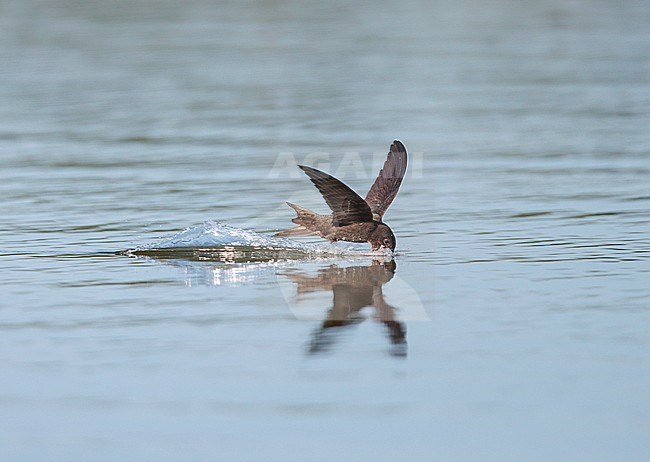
[2,0,650,460]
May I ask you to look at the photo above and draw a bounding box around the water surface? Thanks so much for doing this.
[1,1,650,461]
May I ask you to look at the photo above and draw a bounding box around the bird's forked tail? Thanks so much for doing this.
[274,202,321,237]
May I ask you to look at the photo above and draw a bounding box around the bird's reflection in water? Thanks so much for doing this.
[124,247,408,356]
[281,259,407,357]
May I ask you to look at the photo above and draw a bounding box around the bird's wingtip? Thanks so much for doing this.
[392,139,406,150]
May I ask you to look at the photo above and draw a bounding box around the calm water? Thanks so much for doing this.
[2,0,650,460]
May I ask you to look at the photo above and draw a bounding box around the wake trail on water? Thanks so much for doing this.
[121,221,389,263]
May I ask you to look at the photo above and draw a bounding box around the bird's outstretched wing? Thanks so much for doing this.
[299,165,373,226]
[364,140,408,220]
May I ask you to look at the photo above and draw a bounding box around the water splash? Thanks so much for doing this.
[121,221,387,263]
[147,221,301,249]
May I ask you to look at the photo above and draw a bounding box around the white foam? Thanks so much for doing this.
[133,221,390,258]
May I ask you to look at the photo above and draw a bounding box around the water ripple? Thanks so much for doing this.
[122,221,392,263]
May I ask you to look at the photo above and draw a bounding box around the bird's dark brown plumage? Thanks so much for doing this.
[275,140,408,251]
[365,140,408,220]
[298,165,373,226]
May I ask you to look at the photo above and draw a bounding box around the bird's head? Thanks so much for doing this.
[370,223,396,252]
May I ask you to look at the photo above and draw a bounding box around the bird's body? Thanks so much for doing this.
[281,202,382,242]
[276,140,408,251]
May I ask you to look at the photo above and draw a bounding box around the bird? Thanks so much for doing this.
[275,140,408,252]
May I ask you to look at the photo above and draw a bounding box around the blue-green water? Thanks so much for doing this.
[1,1,650,460]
